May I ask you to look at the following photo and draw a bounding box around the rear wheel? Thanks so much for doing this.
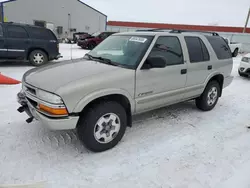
[196,80,220,111]
[238,70,248,77]
[77,101,127,152]
[233,48,239,57]
[29,50,48,66]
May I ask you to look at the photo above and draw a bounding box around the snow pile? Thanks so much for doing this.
[1,53,250,188]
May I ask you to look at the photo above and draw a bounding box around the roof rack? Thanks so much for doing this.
[169,29,219,36]
[136,28,170,32]
[136,28,219,36]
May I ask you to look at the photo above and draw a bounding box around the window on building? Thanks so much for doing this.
[148,36,183,66]
[185,36,210,63]
[7,26,28,38]
[205,36,232,60]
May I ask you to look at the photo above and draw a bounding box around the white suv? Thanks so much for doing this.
[18,29,234,152]
[238,53,250,77]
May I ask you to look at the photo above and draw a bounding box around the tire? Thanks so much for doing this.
[29,50,48,66]
[88,42,96,50]
[77,101,127,152]
[196,80,220,111]
[238,70,248,77]
[233,48,239,57]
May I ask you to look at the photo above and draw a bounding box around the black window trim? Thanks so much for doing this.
[198,37,210,62]
[184,36,210,63]
[146,35,184,67]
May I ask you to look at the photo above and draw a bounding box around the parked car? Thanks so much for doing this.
[238,53,250,77]
[77,31,116,49]
[17,29,234,152]
[224,38,241,57]
[0,22,61,66]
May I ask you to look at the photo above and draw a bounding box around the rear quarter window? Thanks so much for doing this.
[28,27,57,40]
[205,36,232,60]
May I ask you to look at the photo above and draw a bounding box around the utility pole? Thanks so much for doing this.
[243,7,250,33]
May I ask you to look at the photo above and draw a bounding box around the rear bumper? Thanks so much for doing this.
[50,53,63,60]
[223,75,234,88]
[17,92,78,130]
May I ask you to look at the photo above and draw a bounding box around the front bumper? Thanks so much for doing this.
[17,91,78,130]
[238,61,250,76]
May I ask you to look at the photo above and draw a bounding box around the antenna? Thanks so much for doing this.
[68,13,73,61]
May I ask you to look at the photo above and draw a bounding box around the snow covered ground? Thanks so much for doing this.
[0,46,250,188]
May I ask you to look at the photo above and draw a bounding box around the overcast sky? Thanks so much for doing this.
[0,0,249,27]
[82,0,250,27]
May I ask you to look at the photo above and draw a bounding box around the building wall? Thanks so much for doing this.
[3,0,107,38]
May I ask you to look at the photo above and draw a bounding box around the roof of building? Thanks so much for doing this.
[1,0,107,17]
[107,21,250,34]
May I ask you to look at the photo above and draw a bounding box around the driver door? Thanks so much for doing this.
[135,36,187,114]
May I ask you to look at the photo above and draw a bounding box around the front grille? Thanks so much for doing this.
[26,86,36,95]
[246,68,250,74]
[26,97,38,108]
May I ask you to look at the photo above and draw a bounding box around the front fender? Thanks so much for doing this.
[73,88,135,113]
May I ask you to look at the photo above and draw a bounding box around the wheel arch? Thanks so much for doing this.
[74,90,135,127]
[205,73,224,97]
[27,48,49,60]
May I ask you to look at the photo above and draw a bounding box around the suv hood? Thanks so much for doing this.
[23,58,119,92]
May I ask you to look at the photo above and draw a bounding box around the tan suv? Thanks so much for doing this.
[17,29,234,152]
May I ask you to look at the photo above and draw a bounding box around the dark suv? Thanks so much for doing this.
[0,22,61,66]
[77,31,116,50]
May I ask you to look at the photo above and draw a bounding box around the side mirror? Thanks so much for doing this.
[142,56,167,69]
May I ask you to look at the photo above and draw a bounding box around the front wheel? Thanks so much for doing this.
[196,80,220,111]
[77,101,127,152]
[29,50,48,66]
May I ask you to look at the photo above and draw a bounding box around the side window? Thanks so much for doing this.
[28,27,56,40]
[0,25,3,37]
[149,36,183,66]
[99,33,109,39]
[200,39,210,61]
[185,36,210,63]
[205,36,232,59]
[7,26,28,38]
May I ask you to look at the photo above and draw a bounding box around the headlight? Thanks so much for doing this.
[242,57,250,63]
[37,89,63,104]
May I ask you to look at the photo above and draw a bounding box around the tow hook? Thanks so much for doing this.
[17,106,25,113]
[26,117,34,123]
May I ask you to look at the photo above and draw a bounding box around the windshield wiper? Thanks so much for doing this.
[85,54,118,66]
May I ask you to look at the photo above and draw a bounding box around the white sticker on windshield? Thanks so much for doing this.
[129,37,147,43]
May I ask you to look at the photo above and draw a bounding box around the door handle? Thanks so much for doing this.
[181,69,187,75]
[208,65,212,70]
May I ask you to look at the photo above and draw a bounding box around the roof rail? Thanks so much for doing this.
[169,29,219,36]
[136,28,170,32]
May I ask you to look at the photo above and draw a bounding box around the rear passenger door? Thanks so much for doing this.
[6,25,30,59]
[184,36,211,98]
[0,24,7,59]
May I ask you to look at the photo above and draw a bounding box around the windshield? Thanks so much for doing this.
[87,35,154,69]
[92,32,101,37]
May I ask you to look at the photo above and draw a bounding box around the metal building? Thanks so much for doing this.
[1,0,107,38]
